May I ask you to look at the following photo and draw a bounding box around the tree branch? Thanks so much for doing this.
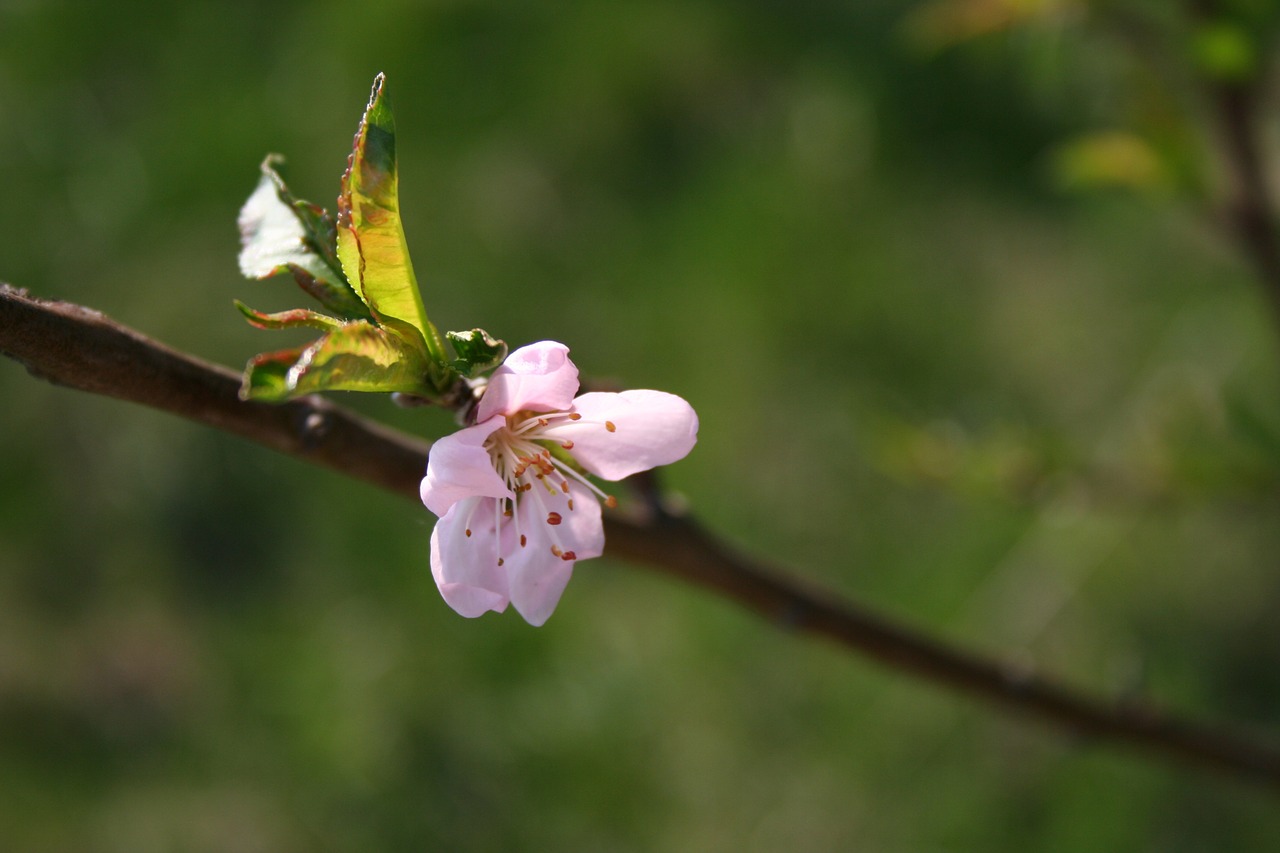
[4,283,1280,790]
[1182,0,1280,324]
[1210,77,1280,323]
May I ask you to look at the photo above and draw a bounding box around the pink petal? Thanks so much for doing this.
[542,390,698,481]
[504,479,604,626]
[475,341,580,423]
[430,497,510,618]
[421,417,511,517]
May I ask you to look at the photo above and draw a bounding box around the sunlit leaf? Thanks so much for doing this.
[337,74,446,366]
[239,320,433,402]
[446,328,508,377]
[238,157,370,319]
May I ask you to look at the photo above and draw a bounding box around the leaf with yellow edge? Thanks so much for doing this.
[239,320,434,402]
[337,74,447,376]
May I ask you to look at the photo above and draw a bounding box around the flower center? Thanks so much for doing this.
[477,408,618,564]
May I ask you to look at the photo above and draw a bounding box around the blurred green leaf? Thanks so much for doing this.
[240,320,434,402]
[238,157,371,320]
[903,0,1071,51]
[1225,391,1280,466]
[1191,22,1256,82]
[1050,131,1169,192]
[337,74,446,369]
[446,328,508,378]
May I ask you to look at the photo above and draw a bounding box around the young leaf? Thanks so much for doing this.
[238,157,371,319]
[240,346,306,401]
[239,320,434,402]
[337,74,446,368]
[446,328,508,377]
[234,301,346,332]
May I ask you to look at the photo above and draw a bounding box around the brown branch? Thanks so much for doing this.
[4,283,1280,789]
[1210,78,1280,323]
[1181,0,1280,323]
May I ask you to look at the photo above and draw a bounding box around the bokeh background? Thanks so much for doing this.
[4,1,1280,850]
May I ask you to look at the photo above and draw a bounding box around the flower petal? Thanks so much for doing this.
[430,497,510,618]
[421,417,511,517]
[543,390,698,481]
[475,341,580,422]
[504,479,603,626]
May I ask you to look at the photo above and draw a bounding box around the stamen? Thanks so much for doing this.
[540,451,614,504]
[547,512,562,526]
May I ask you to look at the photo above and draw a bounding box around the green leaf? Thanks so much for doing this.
[446,328,508,377]
[239,320,434,402]
[234,300,346,332]
[1192,23,1256,82]
[337,74,446,367]
[239,346,305,401]
[1049,131,1169,193]
[238,156,371,319]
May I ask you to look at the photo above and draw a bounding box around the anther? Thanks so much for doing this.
[567,499,575,511]
[561,551,577,561]
[550,545,563,557]
[560,480,569,493]
[465,528,472,538]
[547,512,562,525]
[497,558,505,566]
[561,440,575,450]
[569,413,581,420]
[538,417,548,426]
[520,534,527,547]
[605,495,618,509]
[605,420,616,432]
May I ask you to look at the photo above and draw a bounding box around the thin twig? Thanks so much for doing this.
[3,283,1280,790]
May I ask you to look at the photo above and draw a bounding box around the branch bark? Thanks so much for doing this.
[4,283,1280,790]
[1210,77,1280,324]
[1183,0,1280,324]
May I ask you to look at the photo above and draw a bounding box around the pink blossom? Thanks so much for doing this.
[420,341,699,625]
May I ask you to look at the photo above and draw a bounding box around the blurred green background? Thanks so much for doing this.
[4,0,1280,850]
